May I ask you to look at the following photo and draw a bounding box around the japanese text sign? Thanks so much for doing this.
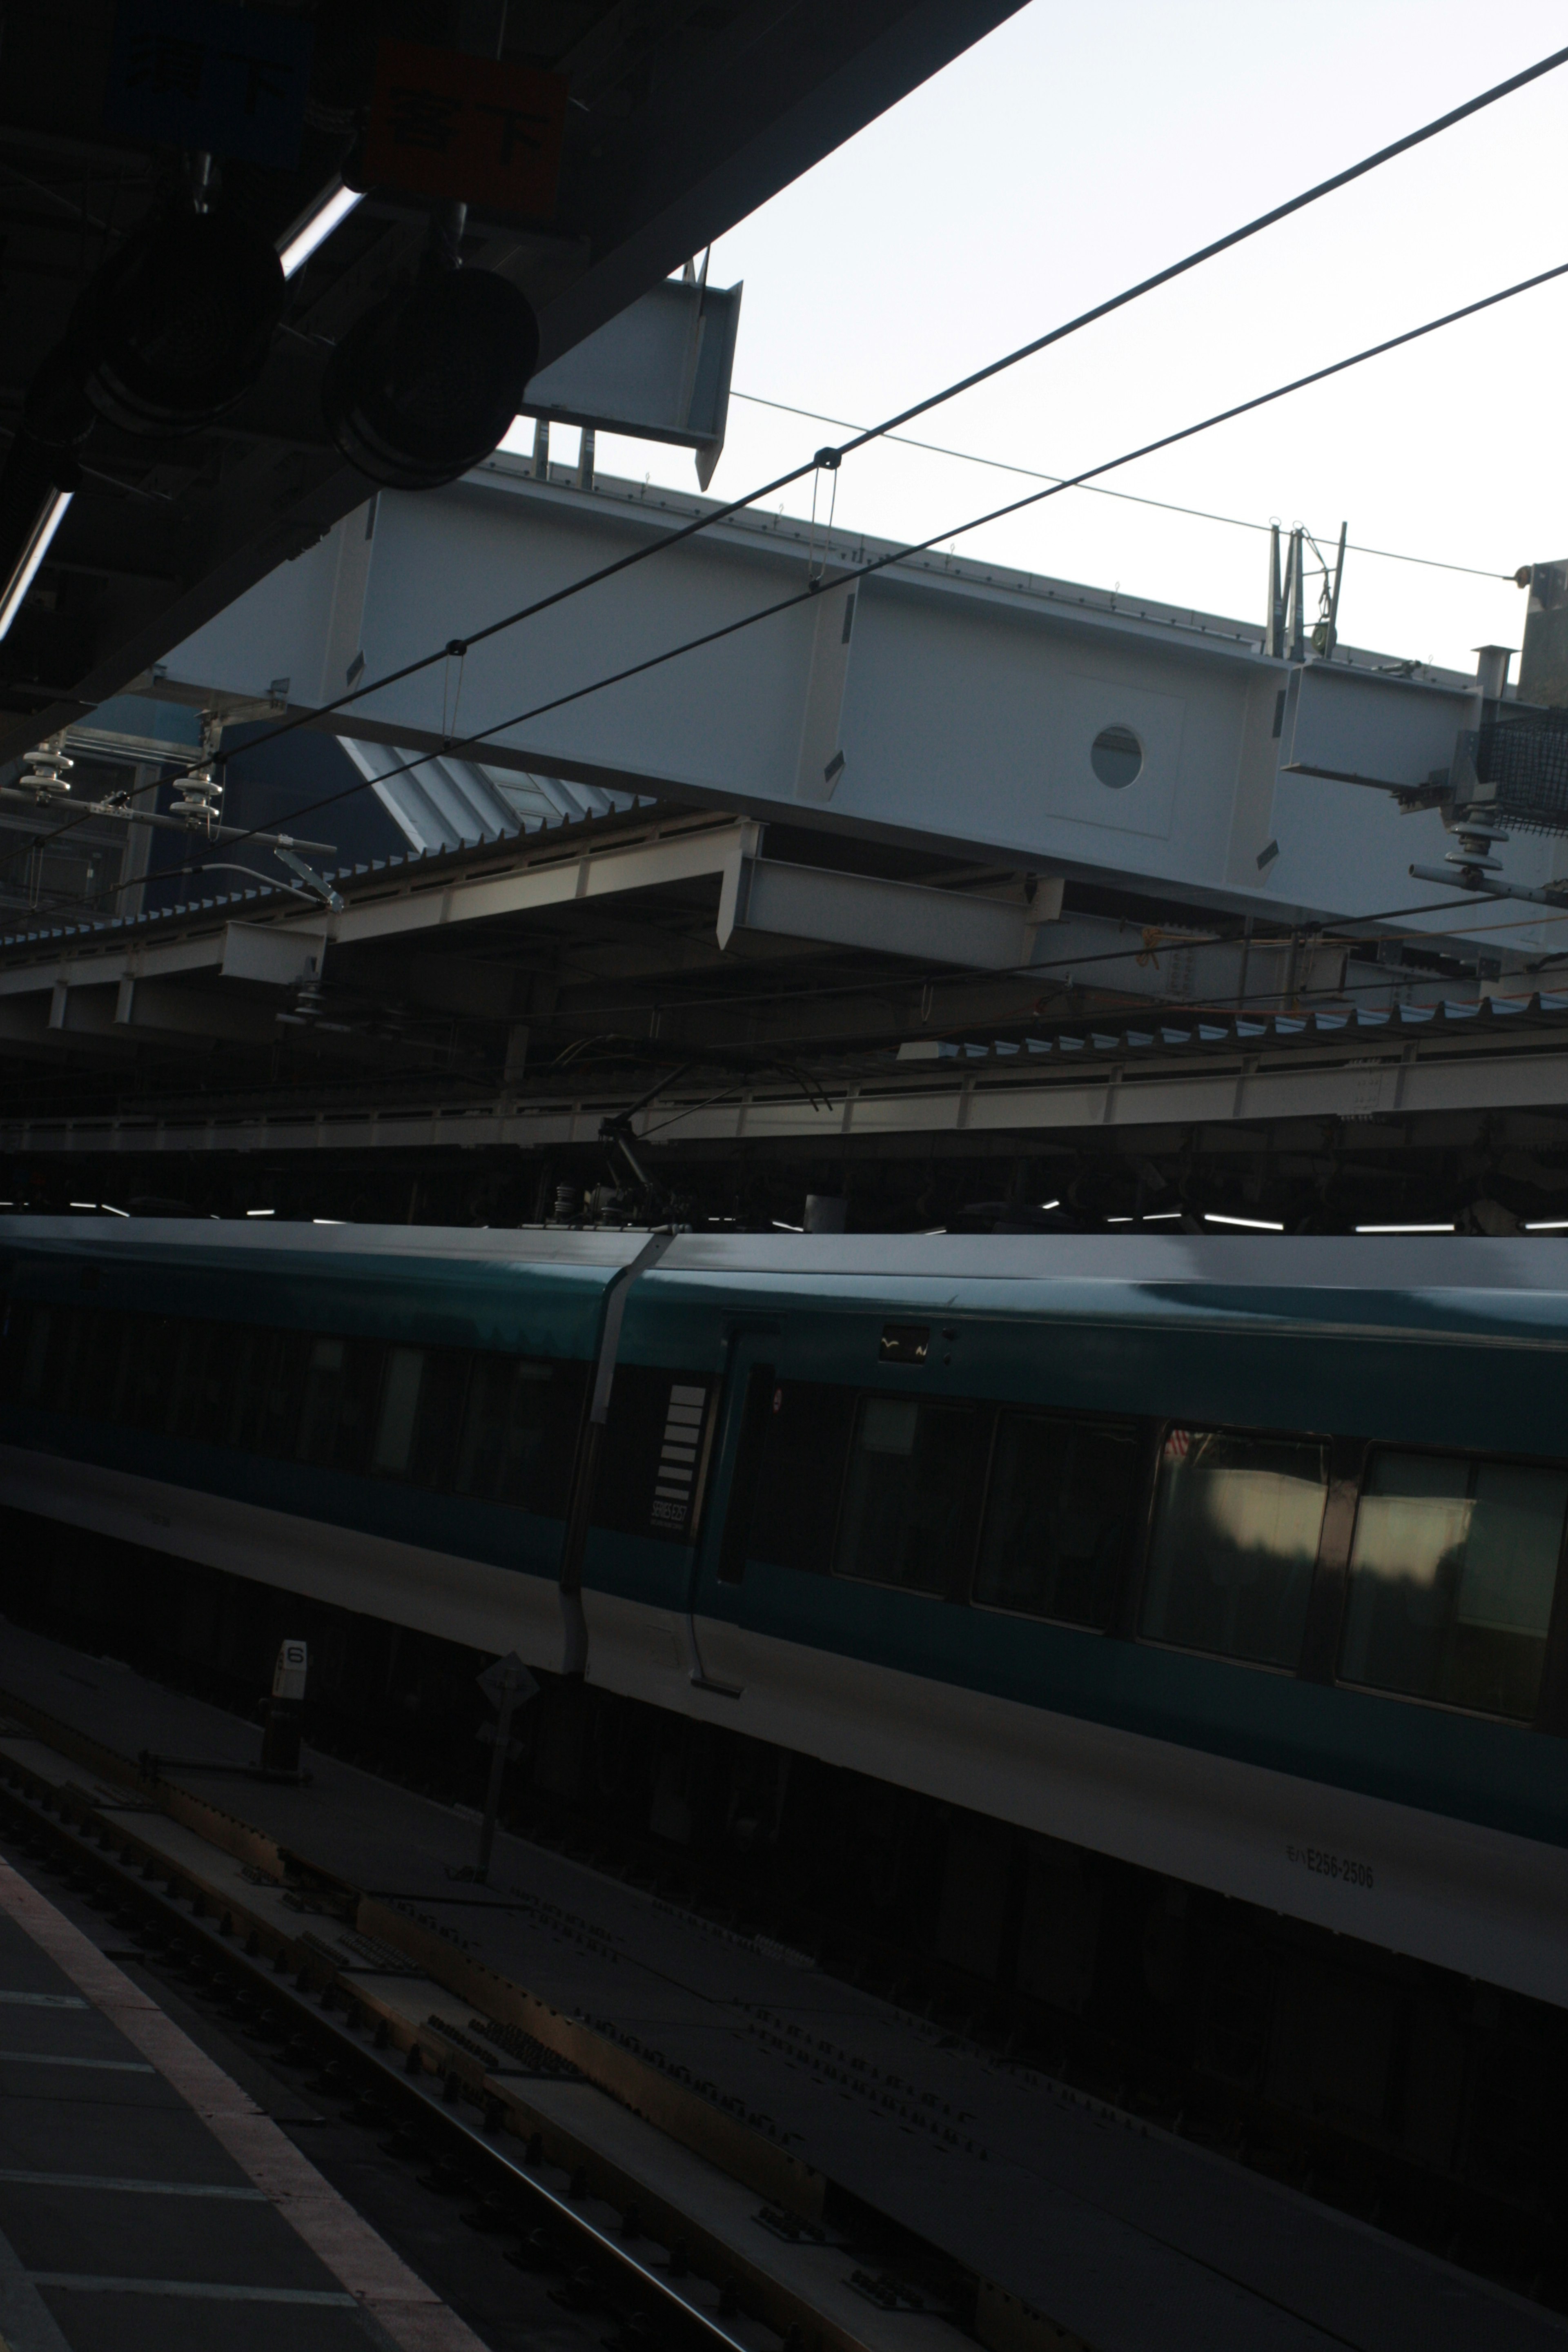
[104,0,312,169]
[362,39,568,217]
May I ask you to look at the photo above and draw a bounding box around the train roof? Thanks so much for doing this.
[4,1215,1568,1293]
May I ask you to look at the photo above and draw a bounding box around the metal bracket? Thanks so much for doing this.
[1408,861,1568,911]
[274,847,345,911]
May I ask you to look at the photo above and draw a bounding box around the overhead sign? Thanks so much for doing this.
[363,39,568,217]
[104,0,312,169]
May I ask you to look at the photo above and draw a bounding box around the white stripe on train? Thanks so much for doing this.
[2,1442,1563,2009]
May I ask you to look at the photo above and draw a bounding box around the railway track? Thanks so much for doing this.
[0,1720,1011,2352]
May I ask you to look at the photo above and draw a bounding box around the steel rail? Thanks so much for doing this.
[0,1755,880,2352]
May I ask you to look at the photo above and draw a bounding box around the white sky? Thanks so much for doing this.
[510,2,1568,680]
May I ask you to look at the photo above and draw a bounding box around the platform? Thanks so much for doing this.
[0,1833,483,2348]
[0,1620,1559,2352]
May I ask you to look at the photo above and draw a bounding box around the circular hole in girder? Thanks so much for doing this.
[1090,725,1143,788]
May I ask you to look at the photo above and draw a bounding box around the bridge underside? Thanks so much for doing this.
[3,452,1566,1232]
[1,792,1565,1234]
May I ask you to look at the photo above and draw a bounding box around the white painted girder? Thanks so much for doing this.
[0,820,1100,1034]
[151,457,1553,941]
[0,820,751,1003]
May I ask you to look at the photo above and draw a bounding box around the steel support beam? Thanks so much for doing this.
[9,1025,1568,1157]
[151,461,1553,944]
[718,857,1062,967]
[520,278,743,476]
[0,822,1097,1009]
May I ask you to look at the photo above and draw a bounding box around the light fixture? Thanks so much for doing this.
[1354,1222,1455,1234]
[80,210,283,438]
[0,476,75,641]
[1204,1212,1285,1231]
[1524,1220,1568,1231]
[277,180,365,280]
[245,1207,276,1218]
[323,265,539,489]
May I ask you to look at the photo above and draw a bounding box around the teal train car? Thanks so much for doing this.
[1,1217,1566,2019]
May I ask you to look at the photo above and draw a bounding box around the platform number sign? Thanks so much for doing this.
[650,1382,711,1538]
[362,38,568,217]
[105,0,312,168]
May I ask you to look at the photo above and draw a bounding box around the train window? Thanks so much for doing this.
[20,1306,51,1405]
[188,1323,239,1446]
[69,1309,129,1421]
[297,1337,345,1463]
[121,1317,180,1433]
[455,1354,584,1516]
[372,1347,426,1477]
[835,1396,987,1597]
[226,1326,279,1451]
[592,1365,716,1544]
[34,1305,85,1412]
[370,1343,473,1487]
[56,1308,94,1413]
[1338,1451,1567,1722]
[1140,1428,1327,1669]
[974,1412,1140,1628]
[410,1348,470,1489]
[0,1301,31,1403]
[734,1379,857,1576]
[167,1321,235,1445]
[163,1321,200,1435]
[296,1334,383,1474]
[7,1303,44,1405]
[335,1340,385,1473]
[717,1364,776,1584]
[255,1330,309,1458]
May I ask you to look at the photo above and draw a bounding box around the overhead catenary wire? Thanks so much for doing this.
[34,247,1563,932]
[10,31,1561,904]
[727,391,1517,584]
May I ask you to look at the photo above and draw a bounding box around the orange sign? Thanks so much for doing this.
[362,39,568,217]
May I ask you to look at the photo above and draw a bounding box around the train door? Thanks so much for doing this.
[685,1328,777,1694]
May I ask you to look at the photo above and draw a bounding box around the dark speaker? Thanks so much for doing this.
[76,208,285,439]
[322,266,539,491]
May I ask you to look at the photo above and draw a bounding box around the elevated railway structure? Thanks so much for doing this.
[0,458,1566,1225]
[147,452,1554,931]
